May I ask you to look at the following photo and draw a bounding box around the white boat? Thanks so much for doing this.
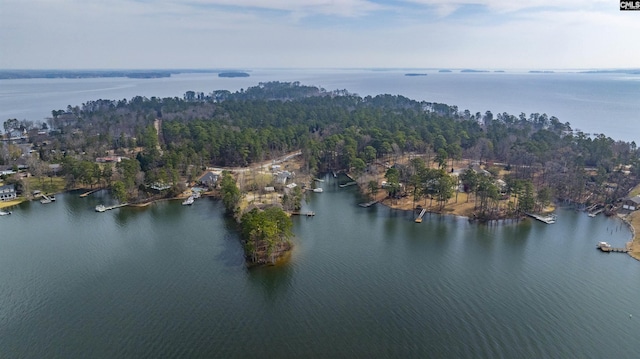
[95,204,106,212]
[597,241,611,249]
[313,188,323,193]
[0,210,11,216]
[182,196,195,205]
[588,213,596,218]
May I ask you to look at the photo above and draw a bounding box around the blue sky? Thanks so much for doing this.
[0,0,638,69]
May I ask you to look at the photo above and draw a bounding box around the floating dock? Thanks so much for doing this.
[291,211,315,217]
[597,242,629,253]
[359,200,378,208]
[339,181,357,188]
[96,203,128,212]
[40,194,55,204]
[415,208,427,223]
[526,213,556,224]
[79,189,101,197]
[588,208,604,217]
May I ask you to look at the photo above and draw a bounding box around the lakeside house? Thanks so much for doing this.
[96,156,123,163]
[0,184,17,201]
[623,196,640,211]
[150,182,171,191]
[198,171,221,187]
[275,170,293,185]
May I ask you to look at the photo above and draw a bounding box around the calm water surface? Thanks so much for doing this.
[1,177,639,358]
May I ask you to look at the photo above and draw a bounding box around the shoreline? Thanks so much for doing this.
[1,186,215,210]
[620,182,640,261]
[355,179,640,260]
[621,211,640,261]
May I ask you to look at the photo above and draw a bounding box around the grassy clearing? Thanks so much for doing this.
[25,176,66,194]
[0,198,25,209]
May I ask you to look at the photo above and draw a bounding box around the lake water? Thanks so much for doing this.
[0,69,639,142]
[1,178,640,358]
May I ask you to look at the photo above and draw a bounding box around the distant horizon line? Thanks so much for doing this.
[1,67,639,71]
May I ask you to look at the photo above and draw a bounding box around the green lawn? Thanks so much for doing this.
[25,176,66,194]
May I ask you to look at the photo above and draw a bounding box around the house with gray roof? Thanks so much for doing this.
[0,184,16,202]
[623,196,640,211]
[198,171,221,187]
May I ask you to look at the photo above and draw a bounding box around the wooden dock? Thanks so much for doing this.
[291,211,315,217]
[415,208,427,223]
[588,207,604,217]
[339,181,357,188]
[79,189,101,197]
[597,242,629,253]
[40,194,55,204]
[96,203,128,212]
[526,213,556,224]
[359,200,378,208]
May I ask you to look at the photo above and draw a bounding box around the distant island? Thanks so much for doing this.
[460,69,489,73]
[0,69,218,80]
[404,73,428,77]
[529,70,555,74]
[493,70,505,73]
[438,69,452,73]
[579,69,640,75]
[218,72,250,78]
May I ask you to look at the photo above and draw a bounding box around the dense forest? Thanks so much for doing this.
[3,81,639,261]
[11,81,634,206]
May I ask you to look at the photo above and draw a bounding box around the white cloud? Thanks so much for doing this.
[187,0,384,17]
[402,0,611,14]
[0,0,637,69]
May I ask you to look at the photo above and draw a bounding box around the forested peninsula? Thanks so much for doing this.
[3,81,640,264]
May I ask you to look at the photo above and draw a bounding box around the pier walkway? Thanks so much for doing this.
[96,203,128,212]
[597,242,629,253]
[291,211,315,217]
[526,213,556,224]
[80,189,102,197]
[415,208,427,223]
[359,200,378,208]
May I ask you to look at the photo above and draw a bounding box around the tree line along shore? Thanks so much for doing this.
[3,81,640,264]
